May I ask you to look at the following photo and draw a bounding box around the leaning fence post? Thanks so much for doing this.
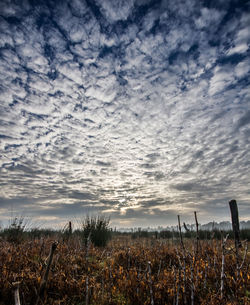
[229,200,241,249]
[35,241,58,305]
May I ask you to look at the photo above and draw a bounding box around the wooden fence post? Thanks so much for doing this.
[194,211,200,257]
[177,215,185,256]
[69,221,72,234]
[35,242,58,305]
[229,200,241,248]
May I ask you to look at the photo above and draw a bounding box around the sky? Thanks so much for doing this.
[0,0,250,229]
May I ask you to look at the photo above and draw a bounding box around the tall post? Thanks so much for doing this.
[69,221,72,234]
[194,211,199,257]
[177,215,185,256]
[229,200,241,249]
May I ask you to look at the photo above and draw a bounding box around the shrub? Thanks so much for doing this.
[159,230,178,239]
[81,215,111,247]
[2,216,27,243]
[131,229,150,239]
[240,228,250,241]
[27,228,58,239]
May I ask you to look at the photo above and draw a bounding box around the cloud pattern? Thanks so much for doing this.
[0,0,249,227]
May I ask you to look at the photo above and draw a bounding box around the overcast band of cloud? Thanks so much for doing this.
[0,0,249,228]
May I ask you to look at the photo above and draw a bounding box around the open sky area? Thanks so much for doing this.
[0,0,250,229]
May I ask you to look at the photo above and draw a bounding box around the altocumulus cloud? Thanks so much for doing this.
[0,0,249,228]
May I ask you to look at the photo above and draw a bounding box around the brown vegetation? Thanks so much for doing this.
[0,235,249,305]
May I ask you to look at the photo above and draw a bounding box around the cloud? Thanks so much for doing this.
[236,111,250,129]
[69,191,98,200]
[0,0,249,227]
[95,0,135,22]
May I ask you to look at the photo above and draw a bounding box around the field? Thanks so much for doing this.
[0,233,249,305]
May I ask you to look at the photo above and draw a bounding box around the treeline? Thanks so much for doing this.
[118,228,250,241]
[1,220,249,244]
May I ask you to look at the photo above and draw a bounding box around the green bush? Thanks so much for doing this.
[240,229,250,241]
[27,228,58,239]
[159,230,178,239]
[131,230,150,239]
[81,215,111,247]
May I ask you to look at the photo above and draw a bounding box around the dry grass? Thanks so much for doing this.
[0,236,249,305]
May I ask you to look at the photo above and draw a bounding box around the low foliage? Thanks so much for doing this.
[0,236,249,305]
